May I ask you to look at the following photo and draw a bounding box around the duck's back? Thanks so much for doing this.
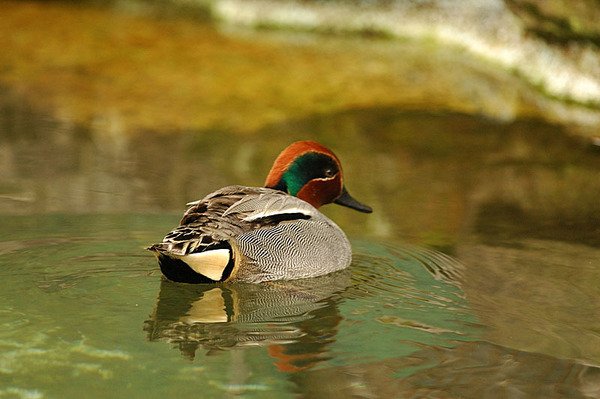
[150,186,352,283]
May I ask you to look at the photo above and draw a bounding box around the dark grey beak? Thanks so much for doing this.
[334,187,373,213]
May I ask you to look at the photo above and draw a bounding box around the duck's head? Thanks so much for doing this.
[264,141,372,213]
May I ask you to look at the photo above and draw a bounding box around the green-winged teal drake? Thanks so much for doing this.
[148,141,372,283]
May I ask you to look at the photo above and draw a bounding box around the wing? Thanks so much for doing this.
[150,186,256,257]
[222,189,317,222]
[148,186,330,282]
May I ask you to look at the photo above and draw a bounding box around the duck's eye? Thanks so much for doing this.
[324,168,335,178]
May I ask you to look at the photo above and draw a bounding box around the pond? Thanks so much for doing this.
[2,85,600,398]
[2,2,600,397]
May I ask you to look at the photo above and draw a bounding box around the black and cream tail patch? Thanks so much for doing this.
[179,248,230,281]
[156,242,236,284]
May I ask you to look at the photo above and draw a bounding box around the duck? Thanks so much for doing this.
[147,141,372,284]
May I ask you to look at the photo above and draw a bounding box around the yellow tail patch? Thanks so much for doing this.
[179,249,230,281]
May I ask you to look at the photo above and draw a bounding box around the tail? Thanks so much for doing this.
[147,243,168,254]
[155,253,219,284]
[147,242,236,284]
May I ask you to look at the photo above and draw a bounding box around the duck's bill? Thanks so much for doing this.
[334,187,373,213]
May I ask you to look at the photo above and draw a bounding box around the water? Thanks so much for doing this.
[2,4,600,397]
[0,213,474,397]
[2,87,600,398]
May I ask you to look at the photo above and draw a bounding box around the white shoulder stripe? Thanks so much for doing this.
[222,192,318,221]
[243,208,312,222]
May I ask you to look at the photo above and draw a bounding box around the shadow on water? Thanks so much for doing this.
[143,240,482,390]
[144,271,352,362]
[144,241,472,361]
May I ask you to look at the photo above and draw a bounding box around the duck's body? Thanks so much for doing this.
[148,141,371,284]
[149,185,351,283]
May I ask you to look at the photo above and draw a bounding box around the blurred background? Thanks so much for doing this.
[2,1,600,398]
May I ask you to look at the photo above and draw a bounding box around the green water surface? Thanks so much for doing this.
[0,214,476,398]
[1,5,600,396]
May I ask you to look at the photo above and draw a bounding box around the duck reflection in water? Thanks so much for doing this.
[144,269,352,369]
